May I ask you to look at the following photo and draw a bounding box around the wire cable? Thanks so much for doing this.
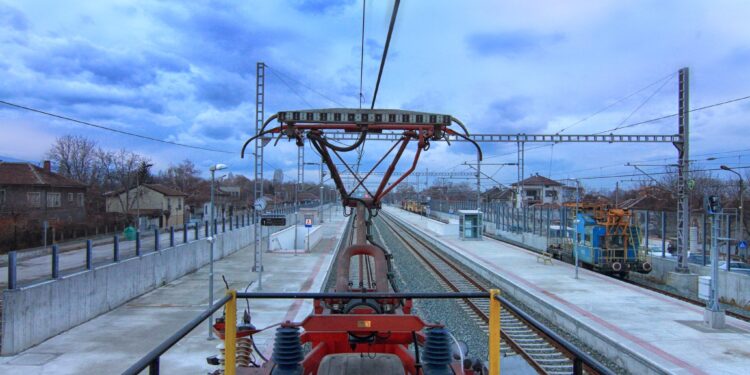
[267,68,315,108]
[265,65,346,108]
[370,0,400,109]
[359,0,366,109]
[0,99,233,154]
[556,72,676,134]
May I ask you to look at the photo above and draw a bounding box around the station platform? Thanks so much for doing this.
[385,207,750,375]
[0,213,348,374]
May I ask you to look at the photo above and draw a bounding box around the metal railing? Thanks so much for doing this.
[124,290,612,375]
[6,214,255,290]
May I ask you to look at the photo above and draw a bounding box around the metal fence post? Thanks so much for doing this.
[205,221,209,238]
[229,216,233,230]
[214,219,218,235]
[8,250,17,289]
[136,231,142,256]
[52,244,60,279]
[573,358,583,375]
[661,211,667,258]
[194,223,199,240]
[222,217,226,233]
[645,211,650,250]
[489,289,501,374]
[170,226,175,247]
[702,212,708,265]
[154,228,160,251]
[86,239,93,270]
[114,235,120,262]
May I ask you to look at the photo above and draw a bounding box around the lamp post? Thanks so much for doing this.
[208,163,227,339]
[561,178,581,279]
[136,162,153,230]
[721,165,744,251]
[705,195,725,328]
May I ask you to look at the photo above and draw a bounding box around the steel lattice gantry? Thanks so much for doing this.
[253,62,265,279]
[320,88,689,268]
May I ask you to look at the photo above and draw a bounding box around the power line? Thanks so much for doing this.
[370,0,400,109]
[613,74,673,128]
[267,68,315,108]
[575,165,750,181]
[556,72,675,134]
[596,93,750,134]
[480,92,750,162]
[264,65,346,107]
[359,0,366,109]
[0,99,233,154]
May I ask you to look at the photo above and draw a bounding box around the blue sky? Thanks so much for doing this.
[1,0,749,191]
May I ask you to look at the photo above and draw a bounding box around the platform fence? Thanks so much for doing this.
[421,200,746,266]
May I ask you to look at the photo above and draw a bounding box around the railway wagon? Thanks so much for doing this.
[401,200,429,216]
[548,203,652,277]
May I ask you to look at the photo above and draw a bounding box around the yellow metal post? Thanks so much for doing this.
[225,290,237,375]
[489,289,501,375]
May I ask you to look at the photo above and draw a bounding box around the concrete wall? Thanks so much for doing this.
[268,225,322,251]
[631,256,750,308]
[1,226,253,355]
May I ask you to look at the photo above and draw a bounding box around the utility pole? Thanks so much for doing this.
[705,195,725,328]
[475,157,481,210]
[517,141,525,209]
[675,67,691,272]
[253,62,265,283]
[319,156,324,223]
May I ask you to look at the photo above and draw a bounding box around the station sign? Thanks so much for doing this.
[261,216,286,226]
[304,218,313,228]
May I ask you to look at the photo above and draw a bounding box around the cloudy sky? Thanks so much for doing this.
[1,0,749,191]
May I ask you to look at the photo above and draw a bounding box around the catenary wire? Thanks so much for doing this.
[0,99,233,154]
[370,0,400,109]
[264,65,346,107]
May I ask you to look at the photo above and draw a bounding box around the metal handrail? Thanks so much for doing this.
[124,291,612,375]
[122,294,232,375]
[235,291,489,299]
[494,294,615,375]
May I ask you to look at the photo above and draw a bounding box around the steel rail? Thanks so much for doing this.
[379,211,615,375]
[376,214,552,374]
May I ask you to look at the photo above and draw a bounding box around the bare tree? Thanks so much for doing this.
[46,135,99,185]
[97,149,150,216]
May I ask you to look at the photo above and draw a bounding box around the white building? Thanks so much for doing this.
[511,174,575,208]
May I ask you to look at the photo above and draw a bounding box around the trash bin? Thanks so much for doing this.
[123,226,137,241]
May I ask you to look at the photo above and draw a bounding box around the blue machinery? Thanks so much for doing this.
[549,203,652,276]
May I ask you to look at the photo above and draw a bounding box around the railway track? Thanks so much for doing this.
[375,212,591,375]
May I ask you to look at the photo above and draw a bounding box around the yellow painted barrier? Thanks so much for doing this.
[489,289,501,375]
[225,290,237,375]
